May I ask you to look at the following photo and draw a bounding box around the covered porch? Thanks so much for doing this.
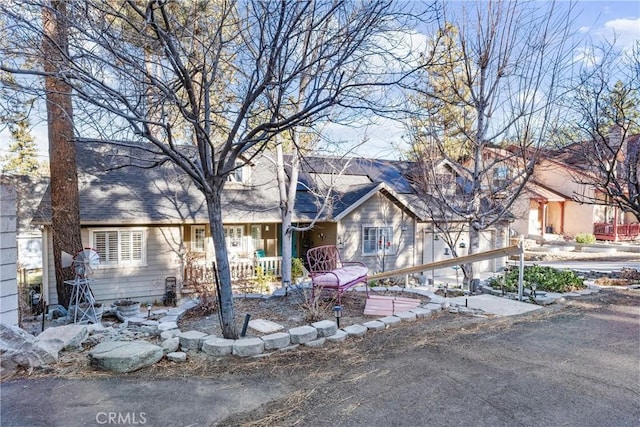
[593,222,640,241]
[593,205,640,241]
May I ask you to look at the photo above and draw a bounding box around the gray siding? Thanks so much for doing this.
[0,183,19,326]
[339,194,417,274]
[46,225,183,306]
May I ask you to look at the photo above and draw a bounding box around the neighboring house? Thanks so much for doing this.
[511,129,640,241]
[0,181,19,326]
[33,143,512,306]
[14,175,48,270]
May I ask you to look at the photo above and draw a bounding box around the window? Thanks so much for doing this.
[227,162,245,183]
[493,166,509,190]
[92,229,145,266]
[362,226,394,255]
[224,226,245,253]
[250,224,262,252]
[191,225,206,252]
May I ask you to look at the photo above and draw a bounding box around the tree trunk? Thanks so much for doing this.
[206,191,237,339]
[463,224,481,292]
[43,0,82,308]
[276,143,300,289]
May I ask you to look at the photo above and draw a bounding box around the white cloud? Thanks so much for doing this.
[601,17,640,49]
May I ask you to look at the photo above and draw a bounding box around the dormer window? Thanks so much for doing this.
[227,161,246,183]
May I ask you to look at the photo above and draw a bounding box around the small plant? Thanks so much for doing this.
[490,265,585,293]
[294,285,335,323]
[575,233,596,244]
[254,265,276,293]
[291,257,305,280]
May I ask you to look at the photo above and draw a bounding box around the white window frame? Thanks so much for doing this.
[362,226,394,256]
[90,228,147,267]
[250,224,263,252]
[226,161,245,183]
[224,225,245,254]
[191,225,206,252]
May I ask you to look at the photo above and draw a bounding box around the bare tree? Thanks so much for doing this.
[1,0,425,338]
[405,0,576,288]
[555,41,640,220]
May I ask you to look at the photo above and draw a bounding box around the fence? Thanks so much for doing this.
[184,257,283,288]
[594,222,640,241]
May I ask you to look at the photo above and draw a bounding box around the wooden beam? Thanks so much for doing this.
[369,245,523,282]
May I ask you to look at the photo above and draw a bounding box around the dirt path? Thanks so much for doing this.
[2,289,638,427]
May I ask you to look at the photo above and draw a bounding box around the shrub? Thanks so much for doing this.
[575,233,596,244]
[489,265,585,293]
[291,257,305,280]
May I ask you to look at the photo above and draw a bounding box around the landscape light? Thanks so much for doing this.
[333,305,343,328]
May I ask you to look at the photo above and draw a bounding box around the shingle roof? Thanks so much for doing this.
[33,143,422,225]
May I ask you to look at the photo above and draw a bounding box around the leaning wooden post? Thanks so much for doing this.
[518,236,525,301]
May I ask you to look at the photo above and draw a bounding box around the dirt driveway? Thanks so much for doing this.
[2,289,638,426]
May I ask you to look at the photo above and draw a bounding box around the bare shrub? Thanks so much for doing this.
[183,255,218,316]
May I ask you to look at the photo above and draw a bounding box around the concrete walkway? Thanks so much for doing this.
[446,294,543,316]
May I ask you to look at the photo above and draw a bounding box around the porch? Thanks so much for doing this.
[183,257,283,294]
[593,223,640,241]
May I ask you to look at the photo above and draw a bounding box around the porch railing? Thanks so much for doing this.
[593,223,640,241]
[184,257,283,288]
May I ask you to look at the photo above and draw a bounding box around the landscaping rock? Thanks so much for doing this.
[36,324,88,352]
[304,338,326,348]
[201,337,234,356]
[378,316,402,327]
[325,330,348,343]
[311,320,338,337]
[233,338,264,357]
[343,324,367,337]
[88,341,163,373]
[395,311,417,322]
[289,325,317,344]
[410,308,433,319]
[166,352,187,363]
[248,319,284,334]
[363,320,386,331]
[160,329,181,340]
[261,332,290,350]
[166,308,187,319]
[158,321,178,331]
[0,325,59,372]
[161,337,180,355]
[179,330,208,351]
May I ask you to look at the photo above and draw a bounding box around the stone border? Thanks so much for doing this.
[154,286,489,362]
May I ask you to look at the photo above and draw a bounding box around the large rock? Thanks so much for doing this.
[88,341,163,373]
[36,324,88,352]
[0,324,58,372]
[161,337,180,355]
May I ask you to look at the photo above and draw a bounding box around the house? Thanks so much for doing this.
[511,128,640,241]
[33,143,514,306]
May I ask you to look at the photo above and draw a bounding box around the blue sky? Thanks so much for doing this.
[342,0,640,159]
[1,1,639,162]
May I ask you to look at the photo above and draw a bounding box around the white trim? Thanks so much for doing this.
[191,225,206,252]
[361,225,394,257]
[42,228,49,306]
[89,227,148,268]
